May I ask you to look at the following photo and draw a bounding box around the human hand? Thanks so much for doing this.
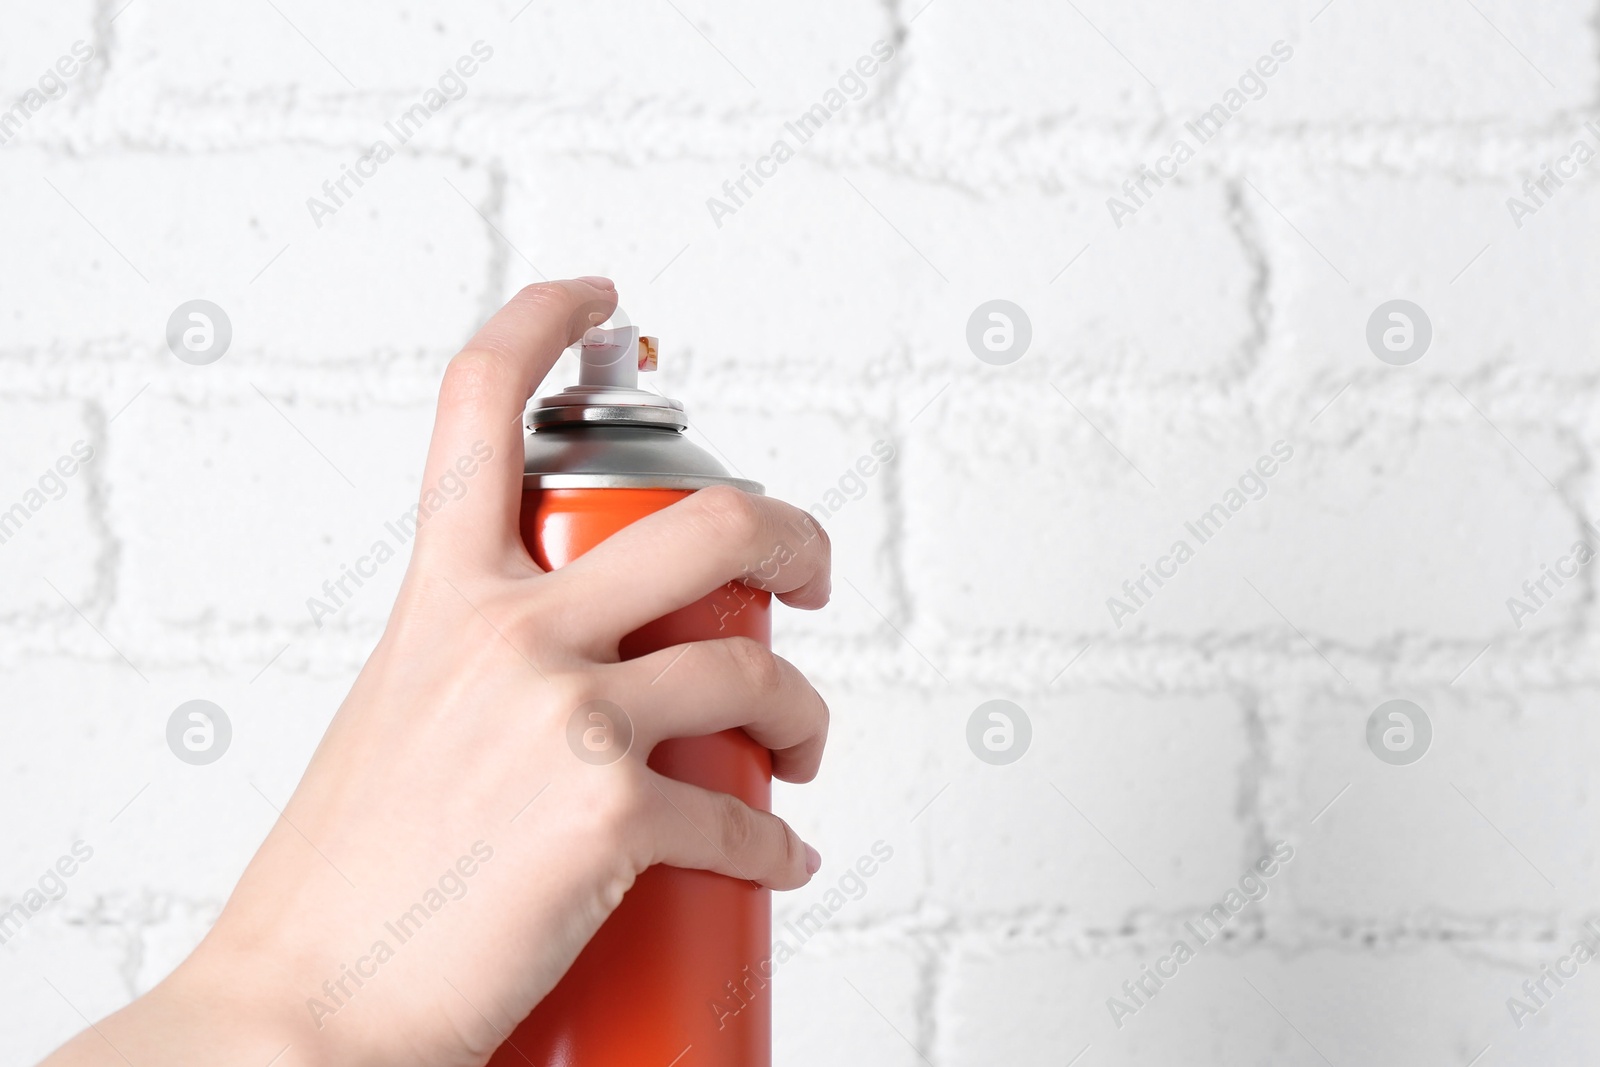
[41,278,831,1067]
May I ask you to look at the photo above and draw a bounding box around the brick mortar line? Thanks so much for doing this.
[19,898,1595,956]
[6,366,1600,417]
[6,631,1600,691]
[13,101,1600,137]
[9,110,1600,184]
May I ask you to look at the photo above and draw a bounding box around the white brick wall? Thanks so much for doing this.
[3,2,1599,1064]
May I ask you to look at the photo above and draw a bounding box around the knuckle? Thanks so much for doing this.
[545,671,597,711]
[586,774,652,869]
[513,281,568,311]
[716,792,757,856]
[787,508,832,584]
[768,814,804,878]
[692,485,764,547]
[811,517,833,565]
[778,817,804,870]
[438,350,505,411]
[544,671,630,748]
[726,637,783,698]
[522,581,592,638]
[810,514,832,551]
[576,752,644,811]
[601,768,650,827]
[791,508,830,551]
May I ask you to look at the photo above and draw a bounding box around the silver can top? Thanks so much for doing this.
[523,327,762,494]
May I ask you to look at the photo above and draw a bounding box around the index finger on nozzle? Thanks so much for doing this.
[417,278,618,564]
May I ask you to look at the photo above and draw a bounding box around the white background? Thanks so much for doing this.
[2,1,1598,1064]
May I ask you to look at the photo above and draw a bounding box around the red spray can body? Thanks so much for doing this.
[487,327,772,1067]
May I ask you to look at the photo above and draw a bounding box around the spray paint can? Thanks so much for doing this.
[487,325,772,1067]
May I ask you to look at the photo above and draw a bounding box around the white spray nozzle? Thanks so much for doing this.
[579,326,658,389]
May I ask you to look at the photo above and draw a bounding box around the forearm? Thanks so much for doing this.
[41,947,315,1067]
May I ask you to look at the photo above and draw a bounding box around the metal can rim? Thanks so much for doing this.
[523,472,764,493]
[528,404,688,430]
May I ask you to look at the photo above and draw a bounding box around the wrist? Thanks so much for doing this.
[166,925,394,1067]
[160,941,331,1067]
[183,897,493,1067]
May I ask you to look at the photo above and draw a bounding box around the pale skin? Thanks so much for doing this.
[41,278,831,1067]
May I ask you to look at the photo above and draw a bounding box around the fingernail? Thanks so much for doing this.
[804,843,821,876]
[578,275,615,291]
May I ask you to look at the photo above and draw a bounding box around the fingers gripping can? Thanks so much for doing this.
[488,326,772,1067]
